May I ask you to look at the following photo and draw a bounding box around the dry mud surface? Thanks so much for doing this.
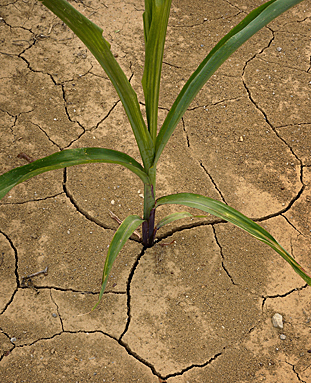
[1,0,311,382]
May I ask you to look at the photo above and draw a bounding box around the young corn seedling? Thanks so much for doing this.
[0,0,310,310]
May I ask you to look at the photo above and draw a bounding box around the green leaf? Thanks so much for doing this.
[154,0,304,164]
[156,211,193,230]
[39,0,154,169]
[142,0,172,142]
[93,215,144,310]
[0,148,150,200]
[156,193,311,285]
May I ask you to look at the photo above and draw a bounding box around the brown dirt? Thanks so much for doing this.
[1,0,311,382]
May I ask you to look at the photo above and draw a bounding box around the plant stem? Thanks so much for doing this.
[142,168,156,247]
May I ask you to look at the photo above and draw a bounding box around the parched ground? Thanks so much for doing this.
[1,0,311,382]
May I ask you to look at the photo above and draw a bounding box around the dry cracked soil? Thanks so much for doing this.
[1,0,311,382]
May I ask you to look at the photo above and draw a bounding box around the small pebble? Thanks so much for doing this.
[10,337,16,343]
[276,47,282,52]
[52,313,57,318]
[272,313,283,329]
[280,334,286,340]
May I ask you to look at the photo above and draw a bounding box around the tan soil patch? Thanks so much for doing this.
[1,0,311,382]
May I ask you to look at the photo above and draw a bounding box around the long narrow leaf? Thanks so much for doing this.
[156,193,311,285]
[156,211,193,230]
[0,148,150,200]
[93,215,144,310]
[39,0,154,169]
[154,0,304,164]
[142,0,172,141]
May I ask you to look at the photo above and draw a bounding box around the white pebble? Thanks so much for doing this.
[272,313,283,329]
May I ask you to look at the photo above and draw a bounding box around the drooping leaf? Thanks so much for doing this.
[93,215,144,310]
[154,0,304,164]
[39,0,154,169]
[0,148,150,200]
[142,0,172,141]
[156,193,311,285]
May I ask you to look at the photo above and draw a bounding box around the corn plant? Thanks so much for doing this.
[0,0,310,309]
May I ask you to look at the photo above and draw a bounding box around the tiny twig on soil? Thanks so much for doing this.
[21,266,48,287]
[17,152,35,163]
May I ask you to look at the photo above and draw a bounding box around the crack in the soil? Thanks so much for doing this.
[0,328,15,363]
[199,161,227,203]
[30,121,62,149]
[115,243,226,381]
[156,218,223,243]
[63,126,87,149]
[33,285,126,296]
[0,192,64,206]
[163,351,223,380]
[187,97,242,111]
[0,230,20,315]
[258,54,311,74]
[276,122,311,130]
[223,0,243,13]
[241,39,308,223]
[255,185,305,223]
[181,117,190,148]
[2,327,166,380]
[242,49,305,169]
[212,225,237,286]
[61,83,78,124]
[94,99,121,131]
[119,246,146,341]
[119,334,223,382]
[181,117,228,204]
[261,283,309,310]
[0,108,17,137]
[17,49,91,149]
[49,290,64,331]
[170,7,242,29]
[17,40,92,150]
[62,168,141,244]
[62,168,114,232]
[281,213,304,236]
[287,361,308,383]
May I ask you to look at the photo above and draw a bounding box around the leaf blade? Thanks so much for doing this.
[93,215,144,310]
[154,0,304,164]
[39,0,154,169]
[0,148,150,200]
[142,0,172,141]
[156,193,311,285]
[156,211,193,230]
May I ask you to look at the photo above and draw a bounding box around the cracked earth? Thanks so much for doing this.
[0,0,311,382]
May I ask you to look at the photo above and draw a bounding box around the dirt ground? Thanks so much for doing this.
[1,0,311,382]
